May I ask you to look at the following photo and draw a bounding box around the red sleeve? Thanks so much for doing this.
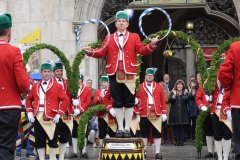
[159,84,167,114]
[14,49,30,93]
[195,85,206,109]
[79,88,91,112]
[103,89,113,111]
[221,88,231,115]
[218,45,234,89]
[93,90,101,105]
[58,85,70,115]
[135,34,156,56]
[87,35,108,58]
[26,84,35,113]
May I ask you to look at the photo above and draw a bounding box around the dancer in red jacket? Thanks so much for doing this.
[218,42,240,159]
[0,13,30,160]
[26,62,69,160]
[84,10,158,138]
[136,68,167,160]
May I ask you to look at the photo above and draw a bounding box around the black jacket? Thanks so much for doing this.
[169,91,189,125]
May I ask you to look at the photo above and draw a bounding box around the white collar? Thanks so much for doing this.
[118,30,126,36]
[42,79,50,85]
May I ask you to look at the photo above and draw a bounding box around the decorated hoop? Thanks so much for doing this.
[75,19,110,52]
[139,7,172,41]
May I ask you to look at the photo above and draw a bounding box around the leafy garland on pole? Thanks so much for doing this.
[203,37,240,93]
[23,43,72,86]
[77,104,106,149]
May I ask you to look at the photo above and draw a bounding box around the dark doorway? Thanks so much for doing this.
[164,57,187,85]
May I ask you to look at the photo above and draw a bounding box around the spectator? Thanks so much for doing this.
[169,80,189,146]
[86,79,96,105]
[187,79,199,142]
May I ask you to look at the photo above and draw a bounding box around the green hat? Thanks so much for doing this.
[145,68,157,75]
[53,62,63,71]
[41,62,52,71]
[116,11,129,22]
[101,76,109,82]
[0,13,12,30]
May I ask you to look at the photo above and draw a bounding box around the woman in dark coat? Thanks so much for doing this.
[188,79,199,142]
[169,80,189,146]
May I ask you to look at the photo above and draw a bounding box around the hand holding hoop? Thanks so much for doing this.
[139,7,172,41]
[75,18,110,53]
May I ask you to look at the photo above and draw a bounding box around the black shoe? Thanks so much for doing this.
[175,141,180,146]
[82,152,88,158]
[124,130,131,138]
[155,153,162,159]
[69,153,78,158]
[26,153,36,158]
[115,130,124,138]
[179,142,184,146]
[204,152,214,158]
[214,152,218,158]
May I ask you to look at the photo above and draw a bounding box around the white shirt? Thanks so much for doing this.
[56,77,64,89]
[146,82,154,105]
[77,84,83,97]
[39,80,50,111]
[118,30,126,61]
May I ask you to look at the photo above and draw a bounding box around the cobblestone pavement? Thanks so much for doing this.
[15,140,235,160]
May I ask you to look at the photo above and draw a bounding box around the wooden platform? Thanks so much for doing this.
[99,138,144,160]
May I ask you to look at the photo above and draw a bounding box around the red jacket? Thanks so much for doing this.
[136,81,167,117]
[93,89,112,118]
[219,41,240,109]
[195,85,211,110]
[26,79,69,119]
[212,80,231,115]
[72,85,91,113]
[87,31,156,75]
[0,40,29,110]
[53,77,72,114]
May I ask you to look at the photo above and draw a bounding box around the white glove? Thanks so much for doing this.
[53,114,61,123]
[109,108,116,117]
[161,114,167,122]
[27,112,35,123]
[201,105,207,112]
[21,99,26,106]
[73,109,80,117]
[72,99,79,106]
[226,110,232,121]
[205,95,212,102]
[135,97,139,105]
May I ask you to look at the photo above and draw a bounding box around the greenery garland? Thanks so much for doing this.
[203,37,240,93]
[77,104,106,149]
[23,43,73,90]
[71,41,102,98]
[142,30,208,83]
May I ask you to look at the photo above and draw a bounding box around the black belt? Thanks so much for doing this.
[39,104,44,107]
[217,103,222,105]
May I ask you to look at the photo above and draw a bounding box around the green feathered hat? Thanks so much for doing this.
[116,11,129,22]
[101,76,109,82]
[41,62,52,71]
[145,68,157,75]
[53,62,63,71]
[0,13,12,30]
